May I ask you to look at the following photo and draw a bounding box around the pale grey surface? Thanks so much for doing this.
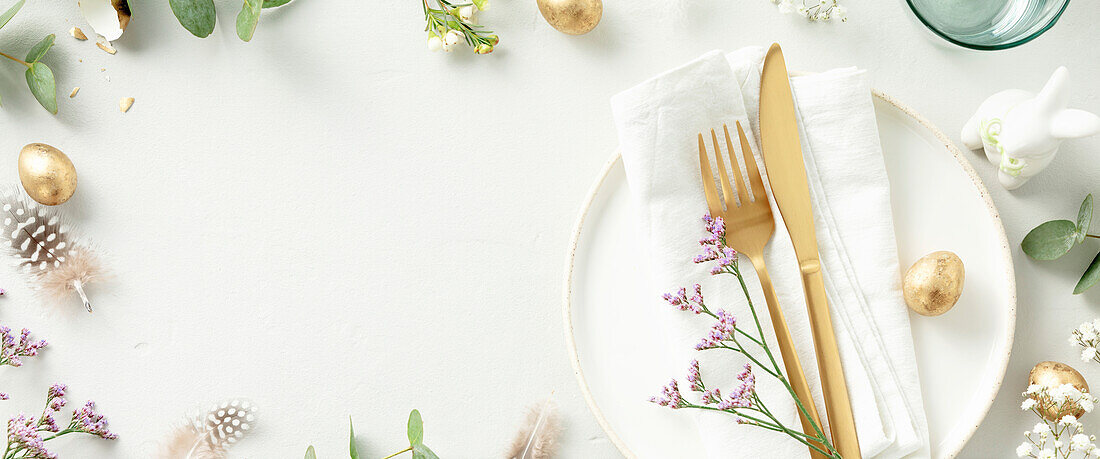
[0,0,1097,457]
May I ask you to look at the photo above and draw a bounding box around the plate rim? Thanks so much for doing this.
[561,90,1017,459]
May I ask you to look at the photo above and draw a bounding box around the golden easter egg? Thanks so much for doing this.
[1029,361,1090,420]
[536,0,602,35]
[18,143,77,206]
[903,251,964,316]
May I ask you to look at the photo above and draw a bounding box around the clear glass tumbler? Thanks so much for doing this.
[906,0,1071,50]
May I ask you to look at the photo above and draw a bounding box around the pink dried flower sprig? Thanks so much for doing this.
[649,214,840,458]
[2,383,117,459]
[0,327,47,368]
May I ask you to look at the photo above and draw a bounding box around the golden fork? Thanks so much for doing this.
[698,122,827,459]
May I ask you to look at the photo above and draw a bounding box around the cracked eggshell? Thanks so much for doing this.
[78,0,131,41]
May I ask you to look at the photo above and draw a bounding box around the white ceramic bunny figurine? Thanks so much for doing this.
[961,67,1100,190]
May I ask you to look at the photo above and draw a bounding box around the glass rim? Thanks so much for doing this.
[905,0,1071,50]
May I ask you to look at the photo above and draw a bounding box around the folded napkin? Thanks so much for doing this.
[611,47,929,458]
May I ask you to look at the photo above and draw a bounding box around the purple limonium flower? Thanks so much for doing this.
[3,383,117,457]
[663,284,706,314]
[694,214,738,274]
[7,413,56,459]
[686,359,704,392]
[0,326,48,368]
[71,401,117,440]
[717,363,756,410]
[695,309,738,350]
[649,379,685,409]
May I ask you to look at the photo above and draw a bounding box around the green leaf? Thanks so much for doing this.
[0,0,25,30]
[1078,194,1094,244]
[263,0,292,7]
[1022,220,1078,260]
[24,34,54,63]
[407,409,424,446]
[235,0,263,42]
[412,444,439,459]
[304,445,317,459]
[349,417,360,459]
[471,0,488,10]
[24,62,56,114]
[169,0,217,38]
[1076,252,1100,294]
[412,444,440,459]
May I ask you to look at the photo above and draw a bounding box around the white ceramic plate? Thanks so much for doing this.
[563,92,1016,458]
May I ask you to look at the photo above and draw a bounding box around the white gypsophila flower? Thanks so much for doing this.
[1023,398,1038,410]
[1027,384,1044,395]
[1082,397,1096,413]
[777,0,797,14]
[796,5,809,17]
[834,5,847,20]
[1017,442,1034,457]
[1038,448,1056,459]
[1085,329,1098,342]
[1062,415,1080,427]
[1073,334,1083,346]
[1036,422,1053,436]
[1074,433,1092,450]
[1082,322,1095,334]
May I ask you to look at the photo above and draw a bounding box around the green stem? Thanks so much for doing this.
[0,50,28,68]
[381,446,413,459]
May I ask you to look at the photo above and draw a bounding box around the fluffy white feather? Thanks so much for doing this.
[507,398,562,459]
[160,399,256,459]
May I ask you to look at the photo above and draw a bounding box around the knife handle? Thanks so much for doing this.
[800,262,861,459]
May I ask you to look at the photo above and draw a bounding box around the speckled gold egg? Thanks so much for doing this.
[1029,361,1090,420]
[903,251,965,316]
[536,0,602,35]
[18,143,77,206]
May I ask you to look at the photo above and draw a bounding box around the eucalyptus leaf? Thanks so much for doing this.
[412,443,439,459]
[349,417,360,459]
[24,62,56,114]
[471,0,488,10]
[1076,252,1100,294]
[304,445,317,459]
[169,0,217,38]
[24,34,54,63]
[0,0,25,31]
[235,0,263,42]
[407,409,424,446]
[1022,220,1078,260]
[263,0,292,7]
[1078,194,1094,244]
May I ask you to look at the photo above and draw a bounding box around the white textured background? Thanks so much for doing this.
[0,0,1098,457]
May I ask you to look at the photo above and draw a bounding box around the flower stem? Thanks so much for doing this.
[1087,234,1100,240]
[0,50,28,68]
[381,446,413,459]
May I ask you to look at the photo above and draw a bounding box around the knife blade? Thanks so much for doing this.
[759,42,862,459]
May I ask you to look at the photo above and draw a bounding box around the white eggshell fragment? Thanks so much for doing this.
[78,0,130,41]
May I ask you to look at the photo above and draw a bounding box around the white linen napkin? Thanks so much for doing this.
[610,47,930,458]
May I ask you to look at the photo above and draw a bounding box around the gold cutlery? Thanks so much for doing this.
[759,43,860,458]
[697,122,827,459]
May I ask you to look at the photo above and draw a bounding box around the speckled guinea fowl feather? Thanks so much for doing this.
[160,399,256,459]
[0,187,104,312]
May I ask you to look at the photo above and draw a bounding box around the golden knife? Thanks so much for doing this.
[758,43,861,458]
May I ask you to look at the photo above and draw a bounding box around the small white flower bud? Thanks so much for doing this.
[427,35,443,52]
[458,5,475,21]
[441,30,462,52]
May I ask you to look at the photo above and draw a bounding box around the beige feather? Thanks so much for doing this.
[160,399,256,459]
[506,398,562,459]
